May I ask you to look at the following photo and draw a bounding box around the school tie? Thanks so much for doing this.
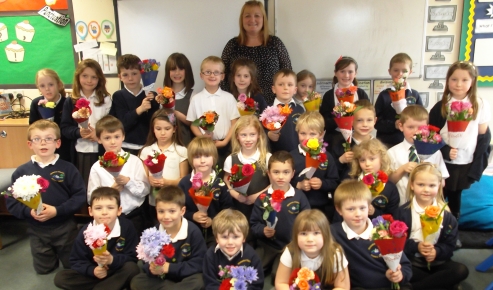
[409,145,419,162]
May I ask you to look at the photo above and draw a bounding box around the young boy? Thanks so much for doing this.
[267,68,305,153]
[203,209,264,290]
[250,151,310,279]
[388,105,449,205]
[331,180,412,289]
[54,187,140,289]
[110,54,160,155]
[375,52,423,148]
[130,186,207,290]
[331,99,376,179]
[186,56,240,168]
[87,115,150,234]
[6,120,86,274]
[289,111,339,221]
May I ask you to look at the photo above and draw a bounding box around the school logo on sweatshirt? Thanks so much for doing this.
[181,243,191,257]
[115,237,125,252]
[372,195,388,209]
[368,243,381,258]
[292,112,302,125]
[237,259,251,266]
[50,171,65,182]
[212,188,221,201]
[287,201,300,214]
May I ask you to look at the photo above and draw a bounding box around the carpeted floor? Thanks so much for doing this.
[459,230,493,249]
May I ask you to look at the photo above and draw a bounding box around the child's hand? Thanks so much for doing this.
[449,148,458,160]
[93,251,113,266]
[231,189,248,203]
[111,182,124,192]
[114,175,130,186]
[424,248,436,262]
[137,94,154,115]
[31,204,57,222]
[149,262,165,276]
[201,217,212,228]
[339,151,354,164]
[193,211,208,224]
[203,131,214,139]
[246,192,260,205]
[418,241,434,256]
[264,226,275,238]
[385,264,403,283]
[309,177,322,190]
[297,179,311,191]
[94,266,108,279]
[268,131,280,142]
[368,204,375,216]
[403,162,418,173]
[215,140,227,148]
[80,127,92,139]
[395,119,401,129]
[148,175,165,187]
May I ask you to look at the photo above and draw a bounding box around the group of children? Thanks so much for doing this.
[6,50,489,290]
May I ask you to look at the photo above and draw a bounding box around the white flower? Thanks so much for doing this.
[273,122,281,129]
[237,102,245,110]
[263,202,268,207]
[11,175,42,201]
[151,158,158,164]
[402,73,408,79]
[72,111,79,118]
[343,101,351,107]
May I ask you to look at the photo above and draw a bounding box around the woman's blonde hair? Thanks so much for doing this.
[406,163,448,210]
[187,136,218,168]
[71,59,109,106]
[287,209,346,285]
[35,69,66,98]
[231,115,269,173]
[237,1,270,46]
[349,139,391,178]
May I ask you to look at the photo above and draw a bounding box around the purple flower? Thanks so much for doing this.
[233,279,247,290]
[243,266,258,283]
[372,216,384,227]
[231,266,246,279]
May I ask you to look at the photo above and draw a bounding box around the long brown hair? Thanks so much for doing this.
[332,56,359,87]
[229,58,262,97]
[71,59,109,106]
[237,0,270,46]
[440,61,479,120]
[163,53,195,94]
[35,69,66,98]
[139,109,184,156]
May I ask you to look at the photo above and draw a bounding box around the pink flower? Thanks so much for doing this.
[418,126,430,137]
[191,172,203,189]
[271,201,282,212]
[335,89,344,98]
[362,173,375,185]
[75,98,90,109]
[461,102,472,111]
[433,133,442,143]
[155,254,165,266]
[377,229,389,238]
[238,93,247,103]
[450,101,462,113]
[389,220,408,238]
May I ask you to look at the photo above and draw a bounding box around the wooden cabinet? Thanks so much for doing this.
[0,118,31,168]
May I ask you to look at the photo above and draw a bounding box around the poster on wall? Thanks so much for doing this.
[0,0,68,12]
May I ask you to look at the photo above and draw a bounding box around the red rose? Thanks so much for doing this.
[103,151,117,161]
[259,193,266,201]
[160,244,175,258]
[381,214,394,223]
[241,164,255,176]
[104,224,111,235]
[36,177,50,192]
[157,153,166,163]
[318,153,327,163]
[271,189,286,203]
[389,220,408,238]
[143,59,149,63]
[219,278,232,290]
[231,164,239,175]
[244,97,255,108]
[362,173,375,185]
[429,125,440,132]
[377,171,388,183]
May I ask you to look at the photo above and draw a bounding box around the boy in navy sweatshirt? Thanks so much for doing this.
[250,151,310,279]
[330,180,412,289]
[6,120,86,274]
[54,187,139,289]
[266,69,304,153]
[289,111,339,221]
[131,186,207,290]
[203,209,264,290]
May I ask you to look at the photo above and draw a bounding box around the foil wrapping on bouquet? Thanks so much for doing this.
[304,98,322,112]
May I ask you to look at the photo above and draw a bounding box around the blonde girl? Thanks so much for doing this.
[60,59,111,184]
[223,115,270,221]
[229,58,267,114]
[395,163,469,290]
[294,69,316,111]
[429,61,490,220]
[349,139,399,218]
[275,209,349,290]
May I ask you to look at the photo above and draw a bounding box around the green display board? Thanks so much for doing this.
[0,15,75,85]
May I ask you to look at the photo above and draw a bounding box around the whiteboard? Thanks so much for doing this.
[275,0,428,79]
[117,0,247,91]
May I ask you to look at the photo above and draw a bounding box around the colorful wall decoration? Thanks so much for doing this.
[0,0,68,12]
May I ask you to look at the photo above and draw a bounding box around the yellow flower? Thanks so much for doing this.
[117,156,126,166]
[374,181,385,194]
[151,64,159,71]
[45,102,56,109]
[306,138,319,150]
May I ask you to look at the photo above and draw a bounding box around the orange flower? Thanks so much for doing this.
[279,104,293,116]
[424,205,440,218]
[297,267,315,281]
[348,86,357,93]
[205,112,216,124]
[297,279,310,290]
[345,103,356,113]
[162,86,174,98]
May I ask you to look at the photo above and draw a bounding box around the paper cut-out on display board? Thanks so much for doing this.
[76,21,88,40]
[5,40,25,62]
[88,21,100,39]
[15,20,35,42]
[101,20,114,39]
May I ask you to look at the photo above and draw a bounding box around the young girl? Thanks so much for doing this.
[395,163,469,290]
[31,68,71,161]
[229,58,267,115]
[319,56,370,146]
[223,115,270,222]
[294,70,316,111]
[139,109,188,222]
[429,61,491,220]
[163,53,194,145]
[60,59,111,184]
[275,209,350,290]
[178,136,233,246]
[349,139,400,219]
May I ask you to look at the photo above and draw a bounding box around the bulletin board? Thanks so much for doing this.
[459,0,493,87]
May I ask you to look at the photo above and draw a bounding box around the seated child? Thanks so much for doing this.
[6,120,86,274]
[130,186,207,290]
[388,105,449,205]
[250,151,310,279]
[54,187,139,290]
[331,180,412,289]
[203,209,264,290]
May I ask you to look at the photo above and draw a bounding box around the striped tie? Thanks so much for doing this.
[409,145,419,162]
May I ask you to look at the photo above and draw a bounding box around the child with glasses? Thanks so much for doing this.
[186,56,240,170]
[6,120,86,274]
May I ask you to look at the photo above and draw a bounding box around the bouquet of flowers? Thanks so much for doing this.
[332,102,357,152]
[1,174,48,215]
[288,267,321,290]
[192,111,219,134]
[446,101,473,149]
[136,227,175,279]
[228,163,256,195]
[420,203,447,269]
[371,215,408,290]
[361,171,388,197]
[83,223,111,267]
[300,138,328,169]
[156,87,175,109]
[259,104,292,133]
[37,99,56,121]
[188,171,217,214]
[259,190,286,228]
[335,86,357,103]
[99,151,130,177]
[140,59,160,94]
[388,70,409,114]
[72,98,92,129]
[143,150,167,178]
[303,91,322,112]
[236,93,258,116]
[218,265,259,290]
[413,125,445,161]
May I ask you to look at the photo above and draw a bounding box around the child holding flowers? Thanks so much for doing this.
[229,58,267,116]
[275,209,350,290]
[293,69,317,111]
[395,163,469,290]
[429,61,491,221]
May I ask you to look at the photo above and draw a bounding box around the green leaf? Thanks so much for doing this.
[263,210,269,220]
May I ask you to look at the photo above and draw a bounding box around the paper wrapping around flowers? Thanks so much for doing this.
[391,98,407,114]
[374,236,406,272]
[305,153,320,169]
[304,98,322,111]
[104,165,123,177]
[261,119,286,133]
[230,173,254,188]
[92,242,107,255]
[161,99,175,109]
[414,139,445,161]
[388,89,405,102]
[420,215,443,244]
[239,109,255,116]
[188,188,213,213]
[141,70,158,93]
[38,106,55,120]
[446,120,470,149]
[18,193,43,215]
